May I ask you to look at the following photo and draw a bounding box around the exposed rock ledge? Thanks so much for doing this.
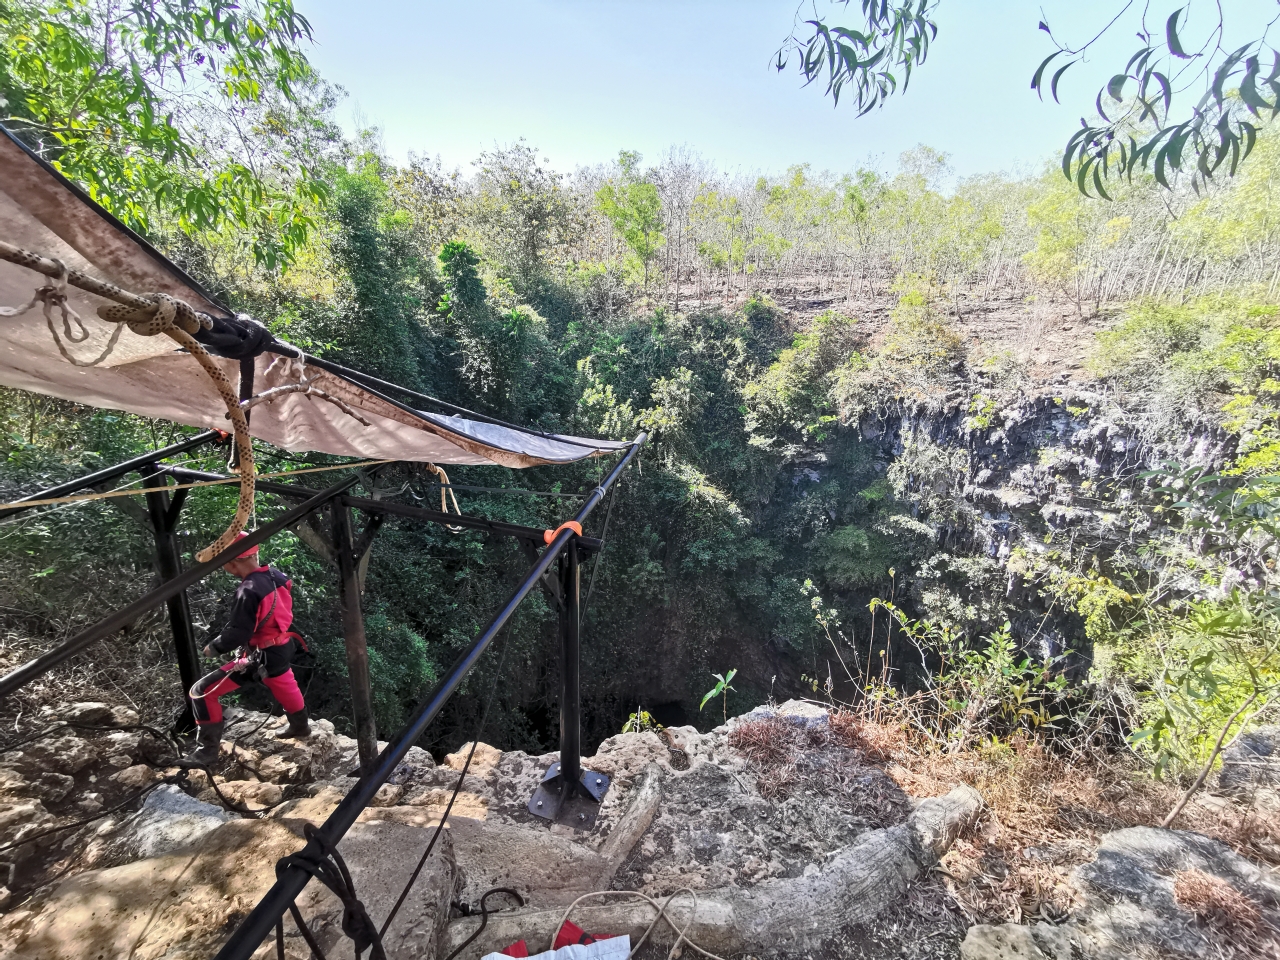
[7,700,1275,958]
[1,700,982,958]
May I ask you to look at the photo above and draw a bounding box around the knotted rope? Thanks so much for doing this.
[96,293,256,562]
[0,242,252,563]
[0,258,127,366]
[277,823,386,960]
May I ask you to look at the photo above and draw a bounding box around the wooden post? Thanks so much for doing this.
[332,502,378,776]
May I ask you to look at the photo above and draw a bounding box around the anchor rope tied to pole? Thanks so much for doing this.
[276,822,387,960]
[0,458,395,512]
[0,242,253,563]
[0,242,371,564]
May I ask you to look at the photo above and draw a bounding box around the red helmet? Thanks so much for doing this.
[233,532,260,560]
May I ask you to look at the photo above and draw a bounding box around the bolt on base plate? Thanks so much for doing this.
[528,761,610,828]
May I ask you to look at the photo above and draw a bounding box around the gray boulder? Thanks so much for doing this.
[1064,826,1280,958]
[116,784,234,859]
[1220,724,1280,791]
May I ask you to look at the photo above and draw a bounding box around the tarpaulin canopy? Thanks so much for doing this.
[0,127,627,468]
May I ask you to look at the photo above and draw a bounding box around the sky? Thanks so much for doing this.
[297,0,1275,182]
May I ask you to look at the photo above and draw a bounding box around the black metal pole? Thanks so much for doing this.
[0,475,361,700]
[333,503,379,775]
[0,430,218,520]
[142,473,201,732]
[559,539,582,790]
[212,432,646,960]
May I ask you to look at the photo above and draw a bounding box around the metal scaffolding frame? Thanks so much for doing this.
[0,429,646,959]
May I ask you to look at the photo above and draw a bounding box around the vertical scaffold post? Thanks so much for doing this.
[332,502,379,776]
[142,472,200,732]
[529,532,609,826]
[559,538,582,789]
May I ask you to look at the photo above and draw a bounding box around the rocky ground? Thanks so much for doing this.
[1,699,1278,959]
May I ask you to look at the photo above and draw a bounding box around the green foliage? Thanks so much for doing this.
[327,158,434,389]
[867,600,1069,751]
[597,151,665,289]
[742,311,855,452]
[470,141,578,291]
[787,3,1279,193]
[1123,592,1280,777]
[1091,297,1280,472]
[0,0,329,268]
[700,668,737,723]
[832,274,962,421]
[621,706,663,734]
[777,1,937,114]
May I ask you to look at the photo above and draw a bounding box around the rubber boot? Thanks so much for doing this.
[275,708,311,740]
[181,721,224,767]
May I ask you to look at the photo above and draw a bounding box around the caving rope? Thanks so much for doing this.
[0,244,252,562]
[424,462,465,532]
[0,241,366,564]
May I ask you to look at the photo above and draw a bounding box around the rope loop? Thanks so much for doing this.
[426,463,464,532]
[543,520,582,545]
[276,823,387,960]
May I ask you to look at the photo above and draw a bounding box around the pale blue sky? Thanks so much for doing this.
[297,1,1275,180]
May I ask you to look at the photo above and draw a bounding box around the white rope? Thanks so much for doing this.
[0,258,125,367]
[243,357,371,426]
[551,888,726,960]
[426,463,464,533]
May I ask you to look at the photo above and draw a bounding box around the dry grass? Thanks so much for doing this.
[728,710,908,800]
[1174,868,1280,958]
[810,707,1280,926]
[742,706,1280,931]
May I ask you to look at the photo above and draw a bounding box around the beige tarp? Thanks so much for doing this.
[0,129,627,468]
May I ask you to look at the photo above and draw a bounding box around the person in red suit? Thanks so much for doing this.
[182,533,310,767]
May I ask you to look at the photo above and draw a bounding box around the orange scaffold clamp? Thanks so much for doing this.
[543,521,582,545]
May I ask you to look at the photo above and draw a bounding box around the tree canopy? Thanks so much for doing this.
[779,1,1280,194]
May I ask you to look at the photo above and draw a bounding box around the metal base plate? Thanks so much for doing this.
[528,762,611,828]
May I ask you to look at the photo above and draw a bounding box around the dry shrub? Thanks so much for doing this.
[728,711,896,799]
[1174,868,1262,929]
[728,715,796,765]
[827,709,907,762]
[1174,868,1280,958]
[755,761,800,800]
[847,709,1280,926]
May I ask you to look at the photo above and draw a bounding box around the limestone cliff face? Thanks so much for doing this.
[836,376,1237,666]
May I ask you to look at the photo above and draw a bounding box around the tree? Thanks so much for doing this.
[0,0,328,268]
[597,150,666,290]
[471,141,579,291]
[328,156,431,389]
[777,1,1280,194]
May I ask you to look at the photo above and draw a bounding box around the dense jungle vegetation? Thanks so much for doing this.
[0,1,1278,793]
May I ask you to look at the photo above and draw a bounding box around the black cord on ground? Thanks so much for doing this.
[378,619,517,940]
[443,887,525,960]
